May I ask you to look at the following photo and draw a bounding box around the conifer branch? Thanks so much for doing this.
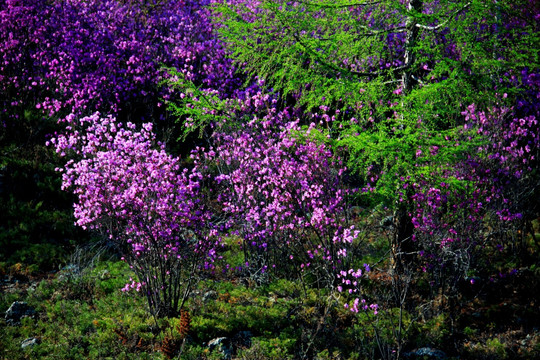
[291,30,380,77]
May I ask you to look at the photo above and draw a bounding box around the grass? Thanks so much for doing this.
[1,223,540,359]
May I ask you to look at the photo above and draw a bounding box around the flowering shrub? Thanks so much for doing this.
[2,0,240,316]
[337,265,378,314]
[50,113,220,317]
[1,0,237,125]
[406,95,539,291]
[187,88,369,293]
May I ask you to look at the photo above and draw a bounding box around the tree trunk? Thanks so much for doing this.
[392,207,415,274]
[402,0,422,91]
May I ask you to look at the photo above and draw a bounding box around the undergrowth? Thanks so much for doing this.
[1,225,539,360]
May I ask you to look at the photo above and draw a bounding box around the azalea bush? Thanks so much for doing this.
[402,93,540,295]
[178,87,372,302]
[0,0,239,268]
[50,113,220,318]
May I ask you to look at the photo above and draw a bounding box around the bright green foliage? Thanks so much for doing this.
[211,0,539,205]
[164,68,235,141]
[213,0,537,113]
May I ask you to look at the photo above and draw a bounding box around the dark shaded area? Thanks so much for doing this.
[0,110,88,270]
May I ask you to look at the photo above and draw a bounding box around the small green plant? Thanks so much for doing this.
[414,313,450,348]
[486,338,507,359]
[463,326,478,337]
[238,335,296,360]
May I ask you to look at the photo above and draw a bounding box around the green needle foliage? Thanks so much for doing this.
[213,0,537,113]
[211,0,538,205]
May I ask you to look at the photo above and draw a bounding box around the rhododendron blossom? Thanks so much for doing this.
[51,113,219,317]
[193,89,369,294]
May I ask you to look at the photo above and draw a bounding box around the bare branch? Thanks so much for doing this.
[416,2,471,31]
[382,79,403,85]
[295,0,382,9]
[354,25,407,36]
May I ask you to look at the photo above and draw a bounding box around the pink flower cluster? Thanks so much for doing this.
[192,89,365,288]
[337,265,377,314]
[50,113,219,317]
